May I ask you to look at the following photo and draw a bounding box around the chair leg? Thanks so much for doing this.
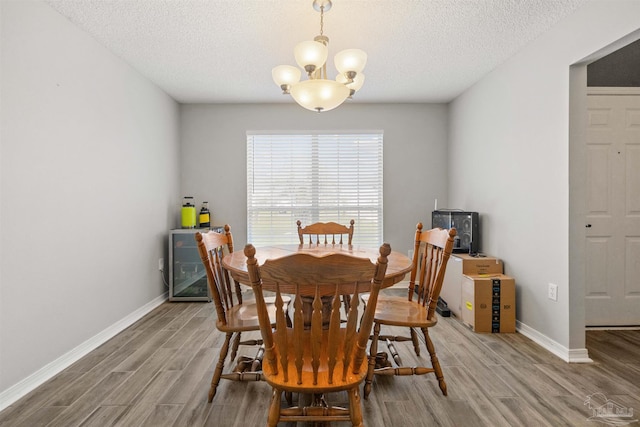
[209,332,233,402]
[421,327,447,396]
[348,387,364,427]
[342,294,352,316]
[267,388,281,427]
[410,327,421,356]
[364,322,380,399]
[230,331,241,361]
[286,312,292,328]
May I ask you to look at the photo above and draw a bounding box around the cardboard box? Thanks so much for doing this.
[461,274,515,333]
[440,254,503,317]
[456,254,504,275]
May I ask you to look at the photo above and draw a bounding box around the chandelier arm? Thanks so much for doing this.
[345,71,357,83]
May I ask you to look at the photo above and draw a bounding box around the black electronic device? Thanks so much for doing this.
[436,297,451,317]
[431,210,480,254]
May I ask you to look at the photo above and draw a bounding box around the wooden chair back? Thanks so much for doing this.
[195,225,241,327]
[245,243,389,390]
[297,219,355,245]
[408,224,457,320]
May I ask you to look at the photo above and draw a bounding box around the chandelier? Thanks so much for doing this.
[271,0,367,113]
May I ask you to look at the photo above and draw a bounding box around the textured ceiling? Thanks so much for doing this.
[46,0,587,104]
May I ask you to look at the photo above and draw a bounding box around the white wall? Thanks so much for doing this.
[0,0,180,397]
[449,0,640,358]
[180,103,449,256]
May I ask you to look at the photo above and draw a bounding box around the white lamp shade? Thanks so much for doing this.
[337,73,365,92]
[294,40,328,71]
[272,65,301,87]
[334,48,367,74]
[290,79,350,112]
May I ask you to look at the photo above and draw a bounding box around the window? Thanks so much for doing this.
[247,131,383,247]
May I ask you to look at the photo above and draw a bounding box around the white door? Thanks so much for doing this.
[585,90,640,326]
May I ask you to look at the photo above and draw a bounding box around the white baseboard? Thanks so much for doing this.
[0,293,168,411]
[516,320,592,363]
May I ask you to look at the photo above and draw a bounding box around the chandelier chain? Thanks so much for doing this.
[320,5,324,36]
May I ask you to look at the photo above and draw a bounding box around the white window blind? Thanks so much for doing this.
[247,132,383,247]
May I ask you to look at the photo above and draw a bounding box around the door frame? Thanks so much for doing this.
[569,30,640,355]
[587,87,640,96]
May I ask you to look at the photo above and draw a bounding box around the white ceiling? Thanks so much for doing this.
[45,0,586,104]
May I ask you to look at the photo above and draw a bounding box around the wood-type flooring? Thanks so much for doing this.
[1,295,638,426]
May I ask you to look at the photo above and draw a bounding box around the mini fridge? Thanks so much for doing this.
[169,227,223,301]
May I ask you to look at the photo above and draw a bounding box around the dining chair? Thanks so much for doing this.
[361,223,456,399]
[297,219,355,245]
[195,225,291,402]
[297,219,356,314]
[244,242,390,427]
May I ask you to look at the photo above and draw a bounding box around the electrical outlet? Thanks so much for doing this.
[158,258,164,271]
[548,283,558,301]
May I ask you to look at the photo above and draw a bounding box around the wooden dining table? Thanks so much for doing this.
[222,243,413,292]
[223,243,412,328]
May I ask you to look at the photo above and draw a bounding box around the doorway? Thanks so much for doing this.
[569,31,640,336]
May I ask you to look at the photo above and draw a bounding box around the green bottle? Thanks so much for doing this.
[199,201,211,228]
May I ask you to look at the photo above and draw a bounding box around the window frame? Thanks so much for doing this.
[246,131,384,247]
